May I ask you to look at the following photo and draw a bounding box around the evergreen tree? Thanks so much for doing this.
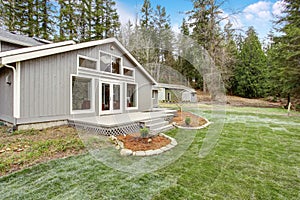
[57,0,78,41]
[140,0,153,29]
[272,0,300,97]
[37,0,55,40]
[234,27,267,98]
[222,20,238,94]
[187,0,224,91]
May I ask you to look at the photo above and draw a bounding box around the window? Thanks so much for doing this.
[72,76,93,111]
[123,67,134,77]
[78,55,97,70]
[126,83,137,108]
[152,90,156,99]
[100,52,121,74]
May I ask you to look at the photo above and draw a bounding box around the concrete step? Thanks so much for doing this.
[146,121,169,130]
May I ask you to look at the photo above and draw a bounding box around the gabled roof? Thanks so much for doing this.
[0,29,52,47]
[0,37,157,84]
[156,83,196,93]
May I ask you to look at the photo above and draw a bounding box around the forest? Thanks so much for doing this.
[0,0,299,103]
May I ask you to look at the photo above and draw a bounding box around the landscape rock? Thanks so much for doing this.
[120,149,133,156]
[135,151,146,156]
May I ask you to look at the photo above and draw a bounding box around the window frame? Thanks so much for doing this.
[77,54,99,71]
[70,74,95,114]
[125,82,138,110]
[99,50,123,75]
[123,66,135,79]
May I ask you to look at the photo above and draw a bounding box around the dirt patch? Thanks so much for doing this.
[116,134,171,151]
[197,91,282,108]
[172,111,207,127]
[0,125,85,176]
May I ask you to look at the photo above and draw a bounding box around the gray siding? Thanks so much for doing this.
[0,67,13,122]
[20,51,78,119]
[1,41,24,52]
[135,68,153,111]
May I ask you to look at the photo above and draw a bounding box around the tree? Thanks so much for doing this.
[140,0,153,29]
[187,0,224,92]
[272,0,300,98]
[234,27,268,98]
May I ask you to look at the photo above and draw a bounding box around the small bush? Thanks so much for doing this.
[185,117,191,126]
[140,127,149,138]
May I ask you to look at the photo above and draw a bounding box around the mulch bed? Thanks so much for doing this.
[172,111,207,127]
[116,134,171,151]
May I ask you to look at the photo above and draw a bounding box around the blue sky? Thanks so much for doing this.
[116,0,285,41]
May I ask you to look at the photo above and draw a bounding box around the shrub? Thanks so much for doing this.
[140,127,149,138]
[185,117,191,126]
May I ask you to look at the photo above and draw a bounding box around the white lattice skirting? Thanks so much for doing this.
[68,120,141,136]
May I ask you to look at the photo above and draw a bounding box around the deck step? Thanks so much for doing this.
[140,118,164,125]
[146,121,169,130]
[152,124,175,134]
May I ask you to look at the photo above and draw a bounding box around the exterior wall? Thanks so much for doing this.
[158,88,165,101]
[182,91,191,102]
[0,67,14,123]
[165,89,182,103]
[135,67,153,111]
[1,41,24,52]
[191,93,197,102]
[20,50,78,122]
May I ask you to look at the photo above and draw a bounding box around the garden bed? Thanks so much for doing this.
[172,110,210,129]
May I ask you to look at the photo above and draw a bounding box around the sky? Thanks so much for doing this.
[116,0,286,41]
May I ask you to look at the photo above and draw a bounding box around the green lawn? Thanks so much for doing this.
[0,106,299,199]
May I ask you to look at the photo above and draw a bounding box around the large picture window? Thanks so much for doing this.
[72,76,93,111]
[100,52,121,74]
[126,83,137,108]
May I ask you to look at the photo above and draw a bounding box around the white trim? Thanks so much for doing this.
[0,40,75,58]
[0,37,157,84]
[125,82,138,110]
[99,80,123,115]
[77,54,99,71]
[15,62,21,118]
[78,69,134,82]
[70,75,95,115]
[4,63,20,119]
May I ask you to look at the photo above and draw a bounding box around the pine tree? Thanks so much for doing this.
[187,0,224,91]
[234,27,267,98]
[38,0,55,40]
[57,0,78,41]
[272,0,300,97]
[140,0,153,29]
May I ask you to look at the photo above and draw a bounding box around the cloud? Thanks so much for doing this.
[272,0,286,16]
[218,9,244,30]
[243,1,272,21]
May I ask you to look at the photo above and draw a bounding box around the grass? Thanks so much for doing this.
[0,107,299,199]
[0,126,85,175]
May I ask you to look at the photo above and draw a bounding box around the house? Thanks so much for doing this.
[0,37,159,131]
[155,83,197,103]
[0,29,51,52]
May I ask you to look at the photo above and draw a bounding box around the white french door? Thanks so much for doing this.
[100,81,122,115]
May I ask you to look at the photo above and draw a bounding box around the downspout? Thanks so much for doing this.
[3,63,20,130]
